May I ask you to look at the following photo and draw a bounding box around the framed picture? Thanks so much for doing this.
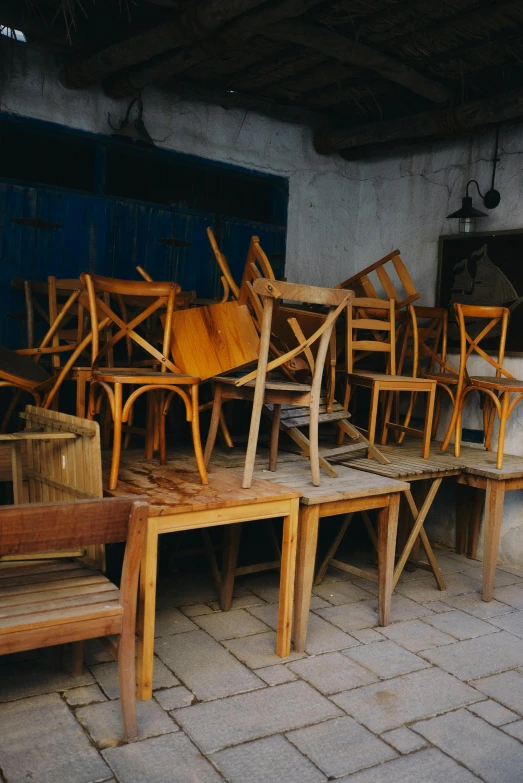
[437,230,523,354]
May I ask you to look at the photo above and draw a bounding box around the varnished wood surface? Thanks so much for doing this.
[253,462,408,505]
[104,451,301,514]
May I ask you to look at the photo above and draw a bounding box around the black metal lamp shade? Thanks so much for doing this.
[447,193,488,234]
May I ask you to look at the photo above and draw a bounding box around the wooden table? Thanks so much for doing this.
[454,455,523,601]
[343,441,523,603]
[253,463,408,651]
[104,453,301,700]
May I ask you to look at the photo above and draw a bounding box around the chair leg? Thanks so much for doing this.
[71,641,85,676]
[381,390,395,446]
[368,384,380,446]
[309,399,321,487]
[454,392,465,458]
[219,410,234,449]
[496,391,510,470]
[422,385,436,459]
[204,385,223,467]
[269,404,281,472]
[145,394,154,460]
[220,525,242,611]
[159,392,167,465]
[118,631,138,742]
[337,378,351,445]
[432,390,442,438]
[190,385,208,485]
[109,383,123,491]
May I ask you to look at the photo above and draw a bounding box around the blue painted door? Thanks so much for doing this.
[220,218,287,290]
[35,189,114,281]
[112,201,176,281]
[0,183,38,346]
[172,210,216,298]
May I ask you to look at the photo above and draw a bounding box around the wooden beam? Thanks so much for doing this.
[103,0,324,98]
[264,21,453,105]
[315,85,523,156]
[59,0,266,89]
[161,77,324,126]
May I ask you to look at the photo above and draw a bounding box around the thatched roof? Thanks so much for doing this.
[2,0,523,157]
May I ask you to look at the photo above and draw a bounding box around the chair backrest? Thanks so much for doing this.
[16,277,83,370]
[346,297,396,375]
[236,279,353,389]
[0,496,148,613]
[168,300,260,381]
[238,236,277,328]
[454,303,512,381]
[397,306,450,379]
[206,227,240,301]
[337,250,420,310]
[80,273,183,374]
[136,266,195,309]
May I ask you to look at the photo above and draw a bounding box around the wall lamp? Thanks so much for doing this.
[447,130,501,233]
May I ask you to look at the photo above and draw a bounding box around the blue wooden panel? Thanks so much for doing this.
[172,210,216,298]
[0,183,38,347]
[112,201,175,281]
[220,218,287,290]
[35,189,114,280]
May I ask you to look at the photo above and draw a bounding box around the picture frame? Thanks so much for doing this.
[437,229,523,355]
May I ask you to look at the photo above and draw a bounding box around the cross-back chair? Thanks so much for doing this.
[396,306,458,445]
[343,297,437,457]
[206,227,240,302]
[0,495,148,741]
[81,273,208,490]
[205,279,354,487]
[454,303,523,469]
[336,249,420,309]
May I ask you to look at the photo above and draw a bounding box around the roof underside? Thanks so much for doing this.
[2,0,523,157]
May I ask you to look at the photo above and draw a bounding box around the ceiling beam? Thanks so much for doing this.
[103,0,324,98]
[315,85,523,157]
[264,21,453,104]
[162,76,324,126]
[59,0,267,89]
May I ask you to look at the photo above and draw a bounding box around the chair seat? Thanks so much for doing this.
[469,376,523,392]
[215,375,312,392]
[348,372,434,387]
[93,368,199,385]
[0,346,50,386]
[424,372,459,384]
[0,559,122,644]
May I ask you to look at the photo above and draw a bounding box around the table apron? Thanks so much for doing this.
[317,494,392,518]
[154,499,296,533]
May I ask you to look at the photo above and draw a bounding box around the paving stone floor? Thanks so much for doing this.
[2,549,523,782]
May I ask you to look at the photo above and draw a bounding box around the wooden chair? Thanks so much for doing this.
[336,249,420,309]
[205,278,354,488]
[343,297,437,457]
[0,495,148,741]
[81,273,208,490]
[454,303,523,469]
[396,306,458,444]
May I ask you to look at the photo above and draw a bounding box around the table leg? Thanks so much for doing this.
[293,504,319,654]
[378,493,399,626]
[483,479,505,602]
[276,498,299,658]
[220,525,242,612]
[137,518,158,700]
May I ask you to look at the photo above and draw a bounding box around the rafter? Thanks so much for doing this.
[59,0,266,89]
[264,20,453,104]
[315,83,523,156]
[103,0,325,98]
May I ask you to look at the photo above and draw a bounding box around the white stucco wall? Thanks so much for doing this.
[0,45,360,288]
[3,44,523,564]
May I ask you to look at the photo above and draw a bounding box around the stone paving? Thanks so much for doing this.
[2,550,523,781]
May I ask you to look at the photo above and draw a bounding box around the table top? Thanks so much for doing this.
[103,452,301,516]
[254,462,409,505]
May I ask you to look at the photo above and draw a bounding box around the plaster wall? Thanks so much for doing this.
[0,45,360,288]
[348,130,523,565]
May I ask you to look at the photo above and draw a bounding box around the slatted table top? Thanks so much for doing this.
[253,462,409,505]
[103,451,301,516]
[338,441,523,481]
